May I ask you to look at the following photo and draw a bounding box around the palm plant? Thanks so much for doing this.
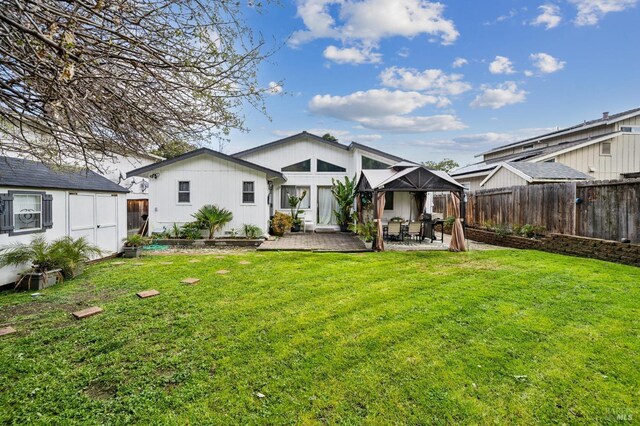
[192,204,234,239]
[331,175,357,231]
[0,235,63,273]
[51,237,102,278]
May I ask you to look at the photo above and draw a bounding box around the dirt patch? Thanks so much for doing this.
[84,383,115,400]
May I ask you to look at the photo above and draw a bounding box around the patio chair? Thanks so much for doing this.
[387,221,402,241]
[300,212,314,232]
[405,221,422,241]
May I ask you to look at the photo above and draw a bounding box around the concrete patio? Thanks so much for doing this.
[258,232,369,252]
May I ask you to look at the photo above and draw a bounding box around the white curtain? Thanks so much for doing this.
[426,192,434,214]
[318,187,336,225]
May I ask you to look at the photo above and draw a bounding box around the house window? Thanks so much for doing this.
[544,158,556,163]
[281,186,310,209]
[522,143,535,151]
[13,194,42,232]
[362,156,391,170]
[601,142,612,156]
[0,191,53,235]
[178,181,190,203]
[384,192,394,210]
[620,126,640,133]
[242,181,255,204]
[317,159,346,172]
[282,159,311,172]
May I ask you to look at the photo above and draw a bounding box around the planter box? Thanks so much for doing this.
[152,239,264,248]
[17,269,62,291]
[154,239,196,246]
[122,246,142,258]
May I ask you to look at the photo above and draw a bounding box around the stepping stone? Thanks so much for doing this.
[215,256,225,259]
[137,289,160,299]
[72,306,103,320]
[112,262,125,265]
[238,261,251,265]
[0,326,16,336]
[216,270,230,275]
[159,261,173,265]
[181,278,200,285]
[189,259,200,263]
[133,262,145,266]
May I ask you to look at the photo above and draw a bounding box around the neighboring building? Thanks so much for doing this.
[128,131,445,235]
[451,107,640,190]
[479,162,592,190]
[0,156,128,286]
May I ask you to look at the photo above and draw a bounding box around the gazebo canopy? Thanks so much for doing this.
[357,164,464,193]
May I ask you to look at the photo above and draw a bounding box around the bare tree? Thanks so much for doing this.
[0,0,274,169]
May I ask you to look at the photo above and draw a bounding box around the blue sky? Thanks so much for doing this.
[225,0,640,166]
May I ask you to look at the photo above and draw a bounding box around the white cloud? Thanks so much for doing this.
[323,45,382,64]
[357,115,467,132]
[489,56,516,74]
[308,89,466,132]
[267,82,283,95]
[379,67,472,96]
[532,4,563,29]
[524,70,535,77]
[397,47,410,58]
[309,89,439,119]
[290,0,459,48]
[452,57,468,68]
[272,128,382,143]
[470,82,527,109]
[530,52,566,73]
[570,0,637,26]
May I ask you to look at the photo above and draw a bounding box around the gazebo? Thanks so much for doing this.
[356,162,466,252]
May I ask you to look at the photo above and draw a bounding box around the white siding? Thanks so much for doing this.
[147,154,270,234]
[556,135,640,180]
[99,153,158,200]
[0,188,127,286]
[481,168,528,189]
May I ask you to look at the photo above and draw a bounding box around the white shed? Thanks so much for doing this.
[0,156,128,286]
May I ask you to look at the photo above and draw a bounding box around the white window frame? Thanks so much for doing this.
[242,181,255,205]
[280,185,311,210]
[620,126,640,133]
[12,192,44,234]
[177,181,191,204]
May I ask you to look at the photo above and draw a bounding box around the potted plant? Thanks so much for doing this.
[270,211,293,237]
[0,235,64,290]
[192,204,234,239]
[286,190,307,232]
[51,236,102,278]
[331,175,357,232]
[122,234,150,258]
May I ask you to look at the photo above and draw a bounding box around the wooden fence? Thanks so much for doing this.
[433,178,640,243]
[127,199,148,231]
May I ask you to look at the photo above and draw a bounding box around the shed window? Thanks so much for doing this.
[0,191,53,235]
[242,181,255,204]
[317,159,346,172]
[601,142,612,156]
[281,186,310,209]
[362,156,391,170]
[384,192,394,210]
[282,159,311,172]
[178,181,190,203]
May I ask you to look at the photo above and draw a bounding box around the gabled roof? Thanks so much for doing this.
[480,161,592,187]
[233,131,407,163]
[0,156,129,193]
[479,106,640,157]
[126,148,285,181]
[451,131,620,178]
[358,165,463,193]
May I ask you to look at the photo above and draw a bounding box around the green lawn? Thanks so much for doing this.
[0,250,638,424]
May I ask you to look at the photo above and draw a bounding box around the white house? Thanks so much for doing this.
[129,132,445,235]
[451,107,640,191]
[0,156,128,286]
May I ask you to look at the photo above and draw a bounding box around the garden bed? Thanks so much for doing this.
[152,238,263,248]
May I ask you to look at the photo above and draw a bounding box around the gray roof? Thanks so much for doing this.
[506,162,592,180]
[0,156,129,193]
[451,131,618,177]
[480,106,640,156]
[233,131,407,163]
[127,147,285,181]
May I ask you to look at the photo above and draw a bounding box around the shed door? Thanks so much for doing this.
[69,193,119,254]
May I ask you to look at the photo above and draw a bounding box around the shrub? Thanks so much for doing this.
[271,212,293,236]
[123,234,150,247]
[51,237,102,278]
[243,224,263,239]
[349,220,377,242]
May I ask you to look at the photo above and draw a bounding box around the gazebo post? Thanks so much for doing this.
[460,189,467,239]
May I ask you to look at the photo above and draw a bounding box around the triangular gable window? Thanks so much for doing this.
[362,156,391,170]
[317,159,346,172]
[282,159,311,172]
